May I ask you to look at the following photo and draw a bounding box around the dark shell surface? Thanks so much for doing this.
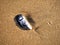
[14,14,29,30]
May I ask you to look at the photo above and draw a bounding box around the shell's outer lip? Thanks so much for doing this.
[22,15,32,30]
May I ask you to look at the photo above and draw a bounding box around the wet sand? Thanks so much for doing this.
[0,0,60,45]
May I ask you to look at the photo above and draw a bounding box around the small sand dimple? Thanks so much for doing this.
[34,26,40,35]
[47,21,53,26]
[35,26,39,31]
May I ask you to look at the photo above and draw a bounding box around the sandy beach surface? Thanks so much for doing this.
[0,0,60,45]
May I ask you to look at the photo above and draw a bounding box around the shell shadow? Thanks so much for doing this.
[26,14,35,26]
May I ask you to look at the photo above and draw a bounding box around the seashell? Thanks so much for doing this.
[15,14,32,30]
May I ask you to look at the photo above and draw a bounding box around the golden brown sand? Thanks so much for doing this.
[0,0,60,45]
